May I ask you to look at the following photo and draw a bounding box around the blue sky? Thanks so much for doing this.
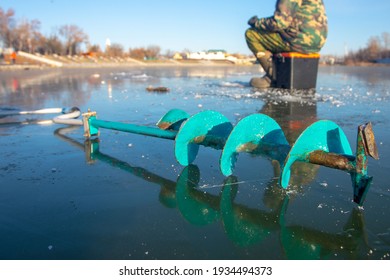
[1,0,390,56]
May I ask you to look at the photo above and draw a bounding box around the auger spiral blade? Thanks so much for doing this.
[174,110,233,166]
[280,120,353,188]
[156,108,189,130]
[220,113,290,176]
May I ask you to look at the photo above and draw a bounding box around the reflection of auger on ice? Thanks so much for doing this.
[2,106,379,205]
[81,108,379,205]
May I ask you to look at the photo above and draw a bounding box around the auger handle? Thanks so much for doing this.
[358,122,379,159]
[355,122,379,175]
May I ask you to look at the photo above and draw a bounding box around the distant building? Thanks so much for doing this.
[173,53,183,60]
[173,49,239,63]
[187,50,227,60]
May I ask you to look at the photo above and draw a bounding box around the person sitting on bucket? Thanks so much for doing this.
[246,0,328,88]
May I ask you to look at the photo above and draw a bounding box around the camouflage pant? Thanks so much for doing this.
[245,28,293,56]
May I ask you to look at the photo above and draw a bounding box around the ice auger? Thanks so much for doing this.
[82,109,379,205]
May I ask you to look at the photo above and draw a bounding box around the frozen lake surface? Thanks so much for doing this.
[1,65,390,259]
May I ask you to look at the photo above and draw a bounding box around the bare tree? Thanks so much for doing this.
[88,44,102,54]
[382,32,390,51]
[164,49,175,59]
[129,47,146,59]
[44,34,64,55]
[366,36,381,60]
[59,24,88,55]
[181,48,192,59]
[344,32,390,63]
[13,18,41,52]
[0,8,15,48]
[145,45,161,59]
[105,43,124,57]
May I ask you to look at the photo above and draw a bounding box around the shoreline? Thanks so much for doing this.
[0,62,260,80]
[1,60,389,72]
[1,60,389,78]
[0,61,249,72]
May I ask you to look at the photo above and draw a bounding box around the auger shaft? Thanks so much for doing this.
[90,118,177,140]
[307,151,356,172]
[82,110,232,155]
[83,110,177,140]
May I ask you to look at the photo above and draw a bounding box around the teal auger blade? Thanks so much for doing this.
[220,113,289,176]
[175,110,233,166]
[280,120,353,188]
[156,108,190,130]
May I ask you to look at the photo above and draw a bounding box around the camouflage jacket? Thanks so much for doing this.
[254,0,328,53]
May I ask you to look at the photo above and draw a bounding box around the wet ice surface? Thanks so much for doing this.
[1,65,390,260]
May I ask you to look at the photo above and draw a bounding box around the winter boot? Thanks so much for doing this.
[250,75,272,88]
[250,51,274,88]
